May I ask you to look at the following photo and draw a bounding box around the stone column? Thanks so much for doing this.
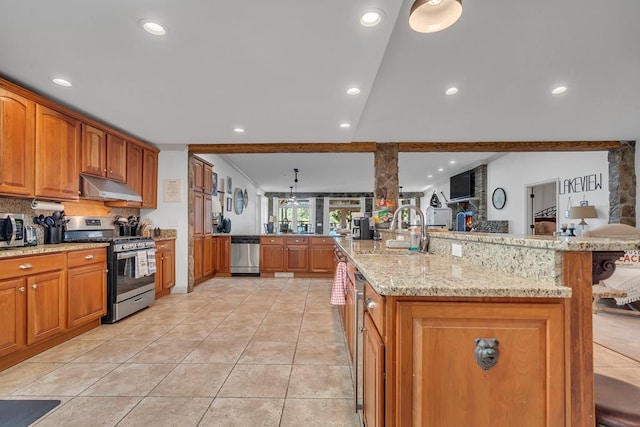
[608,141,636,226]
[374,143,399,201]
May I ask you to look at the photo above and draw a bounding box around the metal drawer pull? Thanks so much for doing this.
[474,338,500,371]
[84,254,94,260]
[18,287,25,293]
[31,284,38,289]
[19,263,33,270]
[365,298,376,309]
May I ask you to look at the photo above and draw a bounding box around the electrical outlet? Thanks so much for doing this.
[452,243,463,257]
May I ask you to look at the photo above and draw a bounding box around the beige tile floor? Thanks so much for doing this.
[1,277,639,426]
[0,277,360,427]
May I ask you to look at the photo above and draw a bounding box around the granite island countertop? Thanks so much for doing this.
[334,238,572,299]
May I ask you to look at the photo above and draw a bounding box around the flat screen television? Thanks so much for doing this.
[450,170,474,200]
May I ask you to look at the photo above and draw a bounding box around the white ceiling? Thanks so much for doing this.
[1,1,638,192]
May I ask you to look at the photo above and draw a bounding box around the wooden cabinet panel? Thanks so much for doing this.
[204,195,213,235]
[309,245,336,273]
[395,301,566,427]
[345,278,355,361]
[194,192,204,237]
[67,248,106,268]
[363,312,385,427]
[364,283,384,337]
[161,241,176,290]
[26,270,65,345]
[105,134,127,182]
[194,237,203,281]
[0,87,35,196]
[193,158,204,192]
[141,148,157,208]
[0,278,26,357]
[126,143,143,197]
[35,104,80,200]
[260,244,285,272]
[80,123,106,178]
[203,236,214,277]
[215,236,230,273]
[203,163,213,194]
[67,263,106,328]
[285,244,308,272]
[0,253,66,281]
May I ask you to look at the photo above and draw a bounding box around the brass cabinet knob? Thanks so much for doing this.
[84,254,94,260]
[19,263,33,270]
[18,287,25,293]
[31,284,38,289]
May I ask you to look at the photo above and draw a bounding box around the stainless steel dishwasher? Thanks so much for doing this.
[230,236,260,276]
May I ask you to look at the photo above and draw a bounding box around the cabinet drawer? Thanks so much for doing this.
[365,282,385,336]
[0,253,65,280]
[285,237,307,245]
[310,237,334,245]
[67,248,106,268]
[261,236,284,245]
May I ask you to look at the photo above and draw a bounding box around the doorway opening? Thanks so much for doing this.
[527,180,558,236]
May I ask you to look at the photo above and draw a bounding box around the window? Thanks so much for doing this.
[276,198,313,233]
[325,197,364,234]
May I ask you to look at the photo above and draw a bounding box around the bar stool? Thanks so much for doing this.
[595,373,640,426]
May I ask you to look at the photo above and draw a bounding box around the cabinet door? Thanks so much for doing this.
[67,263,106,328]
[26,270,65,345]
[286,245,308,272]
[193,158,204,192]
[80,123,106,177]
[0,87,35,196]
[105,134,127,182]
[345,281,354,361]
[155,247,165,294]
[162,241,175,290]
[126,142,143,202]
[35,104,80,200]
[260,244,284,272]
[203,236,214,277]
[194,237,203,281]
[309,244,336,273]
[216,237,230,273]
[0,278,26,357]
[363,312,385,427]
[141,149,157,208]
[396,301,566,427]
[204,194,213,235]
[203,163,213,194]
[194,192,204,236]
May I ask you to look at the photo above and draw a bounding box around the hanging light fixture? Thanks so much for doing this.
[289,186,295,201]
[292,168,299,205]
[409,0,462,33]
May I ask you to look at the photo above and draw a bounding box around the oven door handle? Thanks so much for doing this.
[117,251,139,260]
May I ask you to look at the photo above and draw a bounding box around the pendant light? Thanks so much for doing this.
[409,0,462,33]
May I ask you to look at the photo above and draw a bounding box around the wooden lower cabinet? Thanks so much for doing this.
[26,270,65,346]
[363,312,385,427]
[155,240,176,297]
[194,237,203,281]
[260,237,284,273]
[344,278,355,361]
[0,278,26,358]
[67,248,107,328]
[395,301,566,426]
[215,236,231,275]
[285,237,308,272]
[309,237,337,273]
[203,236,214,277]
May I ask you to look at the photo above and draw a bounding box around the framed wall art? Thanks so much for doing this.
[226,176,232,194]
[212,172,218,196]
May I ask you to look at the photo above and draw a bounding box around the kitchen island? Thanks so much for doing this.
[335,233,640,427]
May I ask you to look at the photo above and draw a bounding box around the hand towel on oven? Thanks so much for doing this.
[135,250,149,278]
[330,261,347,305]
[146,249,157,274]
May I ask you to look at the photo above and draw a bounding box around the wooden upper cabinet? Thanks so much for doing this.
[35,104,80,200]
[194,192,204,236]
[80,123,106,178]
[203,163,213,194]
[0,87,35,196]
[204,194,213,235]
[126,142,143,197]
[193,158,204,192]
[105,134,127,182]
[142,148,157,208]
[80,125,127,182]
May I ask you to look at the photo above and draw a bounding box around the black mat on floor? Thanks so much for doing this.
[0,400,61,427]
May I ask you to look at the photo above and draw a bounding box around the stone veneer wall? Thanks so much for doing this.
[374,143,399,201]
[608,141,636,226]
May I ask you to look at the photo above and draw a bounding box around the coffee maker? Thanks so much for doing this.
[356,217,373,240]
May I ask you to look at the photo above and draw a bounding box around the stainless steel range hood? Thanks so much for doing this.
[80,174,142,202]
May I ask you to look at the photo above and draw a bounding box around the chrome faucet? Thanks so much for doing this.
[389,205,429,253]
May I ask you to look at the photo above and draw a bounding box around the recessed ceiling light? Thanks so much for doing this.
[233,128,245,133]
[445,87,458,96]
[51,77,72,87]
[139,19,168,36]
[360,10,384,27]
[346,87,361,95]
[427,174,433,178]
[438,168,444,172]
[339,123,351,129]
[449,160,456,164]
[551,85,568,95]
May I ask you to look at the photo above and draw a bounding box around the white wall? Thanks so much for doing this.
[198,154,262,235]
[141,148,189,293]
[487,152,609,234]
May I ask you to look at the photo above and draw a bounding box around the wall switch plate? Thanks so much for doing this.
[452,243,463,257]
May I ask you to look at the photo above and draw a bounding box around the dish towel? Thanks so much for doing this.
[330,262,347,305]
[146,249,157,274]
[135,250,149,279]
[601,267,640,304]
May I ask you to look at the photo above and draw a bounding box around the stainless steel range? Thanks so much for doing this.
[64,216,156,323]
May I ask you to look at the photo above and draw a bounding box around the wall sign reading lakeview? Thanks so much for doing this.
[559,173,603,194]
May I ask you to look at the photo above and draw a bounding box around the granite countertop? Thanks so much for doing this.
[0,242,110,259]
[335,238,572,299]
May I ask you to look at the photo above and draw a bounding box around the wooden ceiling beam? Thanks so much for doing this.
[189,140,622,154]
[397,141,621,152]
